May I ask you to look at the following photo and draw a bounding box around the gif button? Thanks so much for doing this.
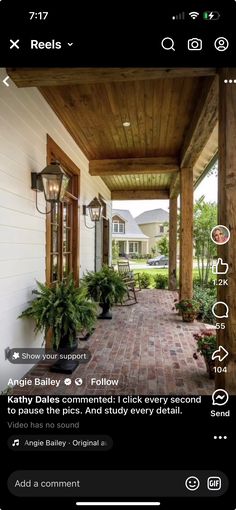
[207,477,221,491]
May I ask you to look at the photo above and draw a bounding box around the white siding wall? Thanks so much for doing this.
[0,68,111,391]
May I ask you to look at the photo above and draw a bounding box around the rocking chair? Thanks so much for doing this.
[117,261,140,305]
[117,261,141,290]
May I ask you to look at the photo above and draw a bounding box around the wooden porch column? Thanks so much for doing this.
[217,69,236,392]
[168,197,177,290]
[179,167,193,300]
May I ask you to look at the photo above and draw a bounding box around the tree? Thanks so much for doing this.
[112,240,119,261]
[193,196,217,286]
[207,159,218,177]
[157,235,169,256]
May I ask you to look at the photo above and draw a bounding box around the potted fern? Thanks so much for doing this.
[82,265,127,319]
[18,275,97,373]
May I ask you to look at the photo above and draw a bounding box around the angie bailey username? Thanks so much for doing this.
[7,377,61,387]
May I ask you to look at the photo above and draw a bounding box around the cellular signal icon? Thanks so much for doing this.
[189,11,200,19]
[172,12,185,20]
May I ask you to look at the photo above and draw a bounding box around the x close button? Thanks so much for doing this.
[9,39,20,49]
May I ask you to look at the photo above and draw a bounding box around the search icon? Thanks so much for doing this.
[161,37,175,51]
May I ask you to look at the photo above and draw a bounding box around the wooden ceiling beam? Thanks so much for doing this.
[111,189,169,200]
[180,76,218,168]
[7,67,217,88]
[89,158,179,176]
[170,172,180,198]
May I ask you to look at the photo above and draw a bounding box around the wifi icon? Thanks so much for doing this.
[189,11,200,19]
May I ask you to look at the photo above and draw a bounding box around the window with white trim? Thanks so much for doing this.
[129,242,138,253]
[112,222,125,233]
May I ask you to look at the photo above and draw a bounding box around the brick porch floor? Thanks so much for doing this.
[13,290,214,395]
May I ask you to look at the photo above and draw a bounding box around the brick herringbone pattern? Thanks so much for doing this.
[13,290,214,395]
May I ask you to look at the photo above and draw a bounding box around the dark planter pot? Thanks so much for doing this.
[78,327,95,342]
[98,302,112,319]
[204,356,215,379]
[50,334,79,374]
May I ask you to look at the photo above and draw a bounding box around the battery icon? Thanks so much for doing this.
[203,11,220,20]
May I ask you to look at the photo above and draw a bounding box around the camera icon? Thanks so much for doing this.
[187,38,202,50]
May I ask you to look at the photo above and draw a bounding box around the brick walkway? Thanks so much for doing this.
[13,290,214,395]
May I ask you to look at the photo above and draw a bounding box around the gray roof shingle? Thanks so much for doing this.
[112,209,149,239]
[135,208,169,225]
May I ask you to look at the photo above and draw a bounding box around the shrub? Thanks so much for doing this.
[139,272,152,288]
[193,276,204,288]
[193,286,216,325]
[193,276,215,289]
[153,274,168,289]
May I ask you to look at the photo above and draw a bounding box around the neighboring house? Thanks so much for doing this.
[112,210,149,257]
[135,208,169,253]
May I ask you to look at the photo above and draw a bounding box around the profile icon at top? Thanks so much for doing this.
[211,225,230,245]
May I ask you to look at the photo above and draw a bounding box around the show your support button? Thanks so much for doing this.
[8,470,228,498]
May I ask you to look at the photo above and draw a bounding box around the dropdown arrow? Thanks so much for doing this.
[67,42,74,46]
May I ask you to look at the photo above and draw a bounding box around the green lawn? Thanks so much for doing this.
[133,268,201,276]
[133,267,168,277]
[132,268,214,288]
[129,258,148,264]
[112,258,214,288]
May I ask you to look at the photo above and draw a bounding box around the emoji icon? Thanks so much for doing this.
[185,476,200,491]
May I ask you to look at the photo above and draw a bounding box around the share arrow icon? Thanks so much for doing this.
[212,345,229,362]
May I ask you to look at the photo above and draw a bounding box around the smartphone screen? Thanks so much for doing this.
[0,1,235,509]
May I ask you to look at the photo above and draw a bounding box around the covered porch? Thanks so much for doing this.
[7,67,236,392]
[12,289,214,395]
[115,240,148,257]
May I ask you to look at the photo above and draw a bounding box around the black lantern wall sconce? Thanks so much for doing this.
[82,197,102,228]
[31,160,70,214]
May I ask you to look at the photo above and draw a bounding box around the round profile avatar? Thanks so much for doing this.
[210,225,230,245]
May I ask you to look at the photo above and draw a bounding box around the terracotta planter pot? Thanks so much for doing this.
[182,311,197,322]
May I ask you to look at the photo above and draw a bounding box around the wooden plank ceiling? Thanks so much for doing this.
[8,67,219,199]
